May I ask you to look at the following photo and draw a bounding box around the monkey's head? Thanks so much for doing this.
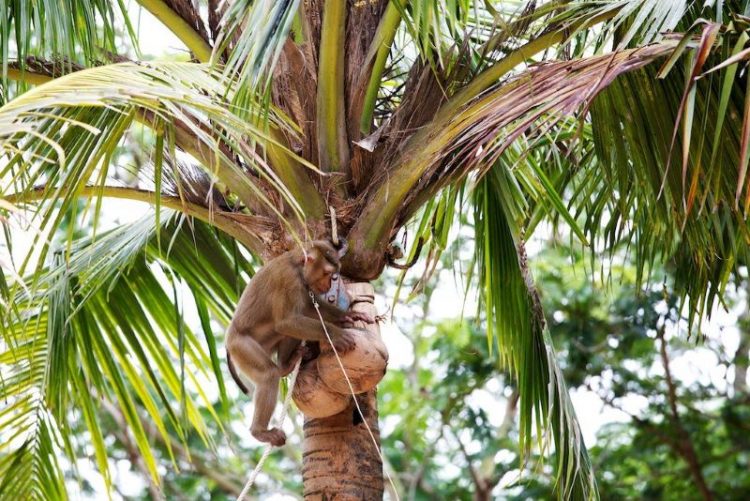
[302,240,346,294]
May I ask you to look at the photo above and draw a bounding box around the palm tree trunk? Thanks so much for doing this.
[302,391,384,499]
[301,283,385,500]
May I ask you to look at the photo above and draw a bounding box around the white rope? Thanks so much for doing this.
[237,342,305,501]
[310,293,401,501]
[330,206,339,246]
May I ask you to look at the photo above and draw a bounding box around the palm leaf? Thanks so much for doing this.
[0,61,309,265]
[0,210,254,498]
[0,0,135,87]
[350,41,676,256]
[213,0,300,113]
[588,44,750,327]
[473,168,597,500]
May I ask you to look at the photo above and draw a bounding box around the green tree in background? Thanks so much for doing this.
[536,245,750,501]
[2,1,750,499]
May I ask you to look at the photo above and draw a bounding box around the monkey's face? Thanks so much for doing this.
[304,249,339,294]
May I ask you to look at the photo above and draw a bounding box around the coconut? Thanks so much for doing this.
[317,328,388,395]
[292,359,351,418]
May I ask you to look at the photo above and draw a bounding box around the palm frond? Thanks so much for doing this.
[0,198,24,294]
[359,2,402,135]
[0,61,310,266]
[587,47,750,327]
[0,211,253,498]
[137,0,212,61]
[392,0,529,65]
[473,168,597,500]
[0,0,134,85]
[350,42,675,264]
[213,0,300,113]
[390,0,681,91]
[596,0,690,49]
[316,0,349,174]
[0,390,67,500]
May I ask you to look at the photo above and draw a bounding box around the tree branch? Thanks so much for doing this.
[449,427,492,501]
[656,326,714,501]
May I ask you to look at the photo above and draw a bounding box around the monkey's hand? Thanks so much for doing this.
[339,311,376,327]
[331,329,358,353]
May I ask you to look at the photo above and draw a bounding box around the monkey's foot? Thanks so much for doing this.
[252,427,286,447]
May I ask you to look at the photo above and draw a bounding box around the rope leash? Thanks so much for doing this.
[237,342,305,501]
[309,292,400,501]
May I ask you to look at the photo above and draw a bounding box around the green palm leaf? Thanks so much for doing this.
[213,0,300,111]
[1,0,135,86]
[0,61,310,262]
[588,52,750,327]
[1,210,254,499]
[474,168,597,500]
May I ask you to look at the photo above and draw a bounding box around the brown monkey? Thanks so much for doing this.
[226,240,373,446]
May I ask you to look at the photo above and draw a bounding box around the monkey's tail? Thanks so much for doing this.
[226,350,250,395]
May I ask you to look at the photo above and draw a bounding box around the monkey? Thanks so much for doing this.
[226,239,374,446]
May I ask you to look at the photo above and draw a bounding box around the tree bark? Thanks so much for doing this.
[301,283,385,500]
[657,328,714,501]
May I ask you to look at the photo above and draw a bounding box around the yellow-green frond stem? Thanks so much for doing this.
[359,2,402,134]
[441,9,621,120]
[316,0,349,172]
[6,186,265,253]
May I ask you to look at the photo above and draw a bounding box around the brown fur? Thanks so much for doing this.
[226,240,374,446]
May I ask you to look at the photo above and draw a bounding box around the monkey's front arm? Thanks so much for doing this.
[275,315,358,352]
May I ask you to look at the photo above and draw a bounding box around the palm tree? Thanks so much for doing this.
[2,1,749,499]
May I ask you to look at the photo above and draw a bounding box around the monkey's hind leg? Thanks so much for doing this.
[250,373,286,446]
[226,335,286,446]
